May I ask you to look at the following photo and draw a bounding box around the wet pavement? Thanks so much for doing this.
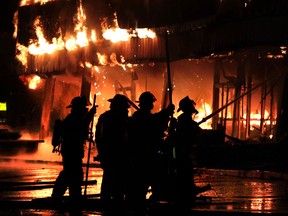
[1,154,288,215]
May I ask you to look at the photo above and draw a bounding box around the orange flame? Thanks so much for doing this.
[102,13,156,43]
[16,0,157,92]
[20,0,55,7]
[19,74,43,90]
[194,101,212,129]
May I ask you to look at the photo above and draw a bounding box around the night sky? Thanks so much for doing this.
[0,0,21,90]
[0,1,42,130]
[0,1,19,81]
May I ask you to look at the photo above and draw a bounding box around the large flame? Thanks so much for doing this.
[15,0,157,92]
[102,13,156,43]
[28,17,65,55]
[20,0,55,7]
[194,101,213,129]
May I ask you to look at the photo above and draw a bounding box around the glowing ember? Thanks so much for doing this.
[29,75,41,89]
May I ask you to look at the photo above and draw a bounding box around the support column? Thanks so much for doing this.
[80,68,92,102]
[40,77,56,139]
[212,60,221,129]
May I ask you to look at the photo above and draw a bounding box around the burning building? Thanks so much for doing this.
[3,0,288,149]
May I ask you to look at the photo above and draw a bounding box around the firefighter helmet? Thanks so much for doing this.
[137,91,156,104]
[108,94,130,109]
[66,96,88,109]
[177,96,198,114]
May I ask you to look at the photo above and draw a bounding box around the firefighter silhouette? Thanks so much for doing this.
[51,96,96,202]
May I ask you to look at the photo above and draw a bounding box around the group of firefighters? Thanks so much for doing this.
[50,91,211,210]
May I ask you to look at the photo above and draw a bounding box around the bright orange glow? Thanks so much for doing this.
[195,101,213,129]
[248,182,273,211]
[19,74,43,90]
[28,17,65,55]
[102,13,156,43]
[97,53,109,65]
[243,109,275,130]
[20,0,55,7]
[16,44,29,69]
[16,1,157,77]
[28,75,41,89]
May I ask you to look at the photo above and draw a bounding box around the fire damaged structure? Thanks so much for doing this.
[4,0,288,166]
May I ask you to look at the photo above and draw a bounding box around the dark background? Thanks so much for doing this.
[0,0,42,132]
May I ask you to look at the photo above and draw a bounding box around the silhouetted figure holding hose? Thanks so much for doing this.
[174,96,211,205]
